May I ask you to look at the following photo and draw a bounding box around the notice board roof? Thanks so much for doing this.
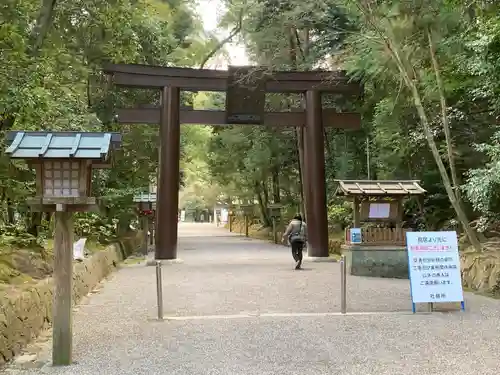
[133,193,157,202]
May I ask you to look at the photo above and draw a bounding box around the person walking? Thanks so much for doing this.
[282,214,307,269]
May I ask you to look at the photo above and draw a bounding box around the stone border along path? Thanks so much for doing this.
[3,222,500,375]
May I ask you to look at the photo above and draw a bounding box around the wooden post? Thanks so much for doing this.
[149,218,154,245]
[52,210,74,366]
[272,217,277,244]
[245,215,249,237]
[141,215,149,255]
[396,199,403,230]
[353,197,361,227]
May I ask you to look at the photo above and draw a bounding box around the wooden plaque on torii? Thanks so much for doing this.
[225,66,266,125]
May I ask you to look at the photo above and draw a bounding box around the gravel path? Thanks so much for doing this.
[4,223,500,374]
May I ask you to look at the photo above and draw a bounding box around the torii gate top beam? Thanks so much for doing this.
[102,63,362,94]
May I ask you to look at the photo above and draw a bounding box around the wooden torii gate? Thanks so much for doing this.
[103,63,362,259]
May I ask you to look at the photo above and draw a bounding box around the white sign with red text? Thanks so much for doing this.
[406,231,464,304]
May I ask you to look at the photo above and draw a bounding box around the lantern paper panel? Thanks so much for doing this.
[43,160,81,197]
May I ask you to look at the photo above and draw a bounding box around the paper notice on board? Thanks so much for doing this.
[368,203,390,218]
[73,238,87,261]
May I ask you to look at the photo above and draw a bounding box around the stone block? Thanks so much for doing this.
[344,245,409,279]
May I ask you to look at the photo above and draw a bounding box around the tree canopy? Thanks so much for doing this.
[198,0,500,247]
[2,0,500,253]
[0,0,216,247]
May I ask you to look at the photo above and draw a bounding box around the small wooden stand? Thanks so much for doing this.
[149,218,155,245]
[141,216,149,254]
[267,204,283,244]
[239,204,254,238]
[272,218,277,243]
[133,193,157,256]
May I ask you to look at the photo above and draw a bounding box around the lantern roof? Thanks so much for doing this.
[4,131,121,161]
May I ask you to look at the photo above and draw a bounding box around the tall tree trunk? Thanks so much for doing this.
[355,4,482,251]
[427,29,461,200]
[271,167,281,203]
[408,81,481,251]
[27,212,42,237]
[255,182,270,226]
[30,0,59,55]
[7,198,15,224]
[262,180,269,208]
[288,26,306,215]
[117,215,132,236]
[1,0,59,130]
[383,30,482,251]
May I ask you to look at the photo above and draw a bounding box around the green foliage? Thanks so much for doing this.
[327,202,352,229]
[463,131,500,220]
[73,213,119,244]
[4,0,500,253]
[0,0,222,249]
[206,0,500,235]
[0,223,41,248]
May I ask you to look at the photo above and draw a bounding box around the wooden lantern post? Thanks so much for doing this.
[236,207,244,234]
[4,131,121,366]
[133,193,157,255]
[151,201,156,245]
[267,204,283,244]
[213,204,225,227]
[239,204,254,238]
[228,207,235,232]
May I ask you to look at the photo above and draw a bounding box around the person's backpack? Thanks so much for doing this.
[289,221,304,243]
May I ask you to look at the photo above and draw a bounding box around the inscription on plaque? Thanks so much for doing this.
[226,66,266,125]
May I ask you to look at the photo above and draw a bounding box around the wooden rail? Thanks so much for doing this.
[345,227,411,246]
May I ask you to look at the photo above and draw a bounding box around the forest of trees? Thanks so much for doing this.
[2,0,500,254]
[193,0,500,251]
[0,0,218,249]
